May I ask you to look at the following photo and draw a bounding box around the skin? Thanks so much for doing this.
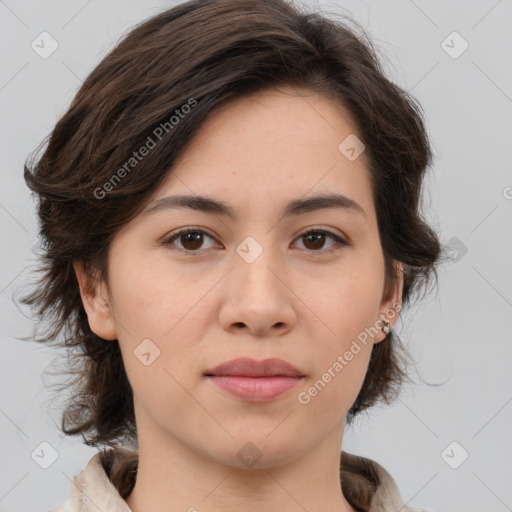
[74,86,403,512]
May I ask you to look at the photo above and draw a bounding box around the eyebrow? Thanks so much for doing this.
[143,193,367,223]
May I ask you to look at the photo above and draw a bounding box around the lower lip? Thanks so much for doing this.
[207,376,303,402]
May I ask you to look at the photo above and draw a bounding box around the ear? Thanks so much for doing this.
[373,261,404,344]
[73,261,118,341]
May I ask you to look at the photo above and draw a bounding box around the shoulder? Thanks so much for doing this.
[47,450,134,512]
[340,450,427,512]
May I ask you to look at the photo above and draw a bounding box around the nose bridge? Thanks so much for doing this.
[233,233,282,301]
[219,232,295,335]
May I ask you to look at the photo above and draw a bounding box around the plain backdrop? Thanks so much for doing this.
[1,1,511,511]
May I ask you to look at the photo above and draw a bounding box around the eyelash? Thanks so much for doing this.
[162,227,349,257]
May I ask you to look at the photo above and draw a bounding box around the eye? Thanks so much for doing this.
[293,228,349,253]
[162,227,349,256]
[162,228,218,255]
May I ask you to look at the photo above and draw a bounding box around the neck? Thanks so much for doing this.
[125,418,356,512]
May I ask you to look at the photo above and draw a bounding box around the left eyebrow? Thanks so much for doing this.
[143,193,368,223]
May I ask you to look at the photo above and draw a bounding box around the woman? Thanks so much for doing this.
[22,0,443,510]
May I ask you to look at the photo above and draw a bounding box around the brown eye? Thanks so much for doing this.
[302,231,326,250]
[178,231,204,250]
[294,229,348,252]
[163,227,348,256]
[163,229,217,254]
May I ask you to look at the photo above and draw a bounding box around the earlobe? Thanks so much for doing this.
[374,261,404,344]
[73,261,118,341]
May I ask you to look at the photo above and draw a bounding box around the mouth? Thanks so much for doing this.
[204,357,305,378]
[204,357,306,402]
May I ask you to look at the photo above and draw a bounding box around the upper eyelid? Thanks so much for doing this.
[163,226,347,247]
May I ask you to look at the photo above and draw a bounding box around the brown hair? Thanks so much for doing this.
[21,0,445,452]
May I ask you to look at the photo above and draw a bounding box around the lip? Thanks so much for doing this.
[205,357,305,378]
[204,357,306,402]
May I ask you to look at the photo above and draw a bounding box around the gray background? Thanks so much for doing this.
[1,1,511,511]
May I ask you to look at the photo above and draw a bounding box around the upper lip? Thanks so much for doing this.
[204,357,305,377]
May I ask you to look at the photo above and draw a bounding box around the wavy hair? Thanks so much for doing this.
[20,0,445,450]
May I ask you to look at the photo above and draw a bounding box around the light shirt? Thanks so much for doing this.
[49,448,427,512]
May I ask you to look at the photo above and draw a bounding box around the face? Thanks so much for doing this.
[75,86,402,469]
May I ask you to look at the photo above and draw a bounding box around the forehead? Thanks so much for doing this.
[143,86,375,223]
[178,86,362,161]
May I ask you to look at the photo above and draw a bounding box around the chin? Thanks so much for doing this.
[210,431,306,470]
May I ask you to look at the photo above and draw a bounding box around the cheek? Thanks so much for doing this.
[108,251,208,390]
[311,269,383,347]
[298,338,373,426]
[318,334,373,391]
[108,251,188,335]
[300,265,381,409]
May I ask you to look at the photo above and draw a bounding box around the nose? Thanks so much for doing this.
[218,247,296,337]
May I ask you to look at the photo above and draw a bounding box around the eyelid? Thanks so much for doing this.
[161,225,349,255]
[292,227,349,254]
[161,227,220,254]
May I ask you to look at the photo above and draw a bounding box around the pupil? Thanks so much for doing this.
[306,232,324,250]
[184,232,202,249]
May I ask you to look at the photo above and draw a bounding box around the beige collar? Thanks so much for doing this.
[50,448,421,512]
